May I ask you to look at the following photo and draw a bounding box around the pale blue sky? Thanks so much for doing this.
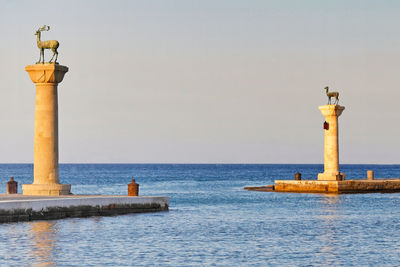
[0,0,399,163]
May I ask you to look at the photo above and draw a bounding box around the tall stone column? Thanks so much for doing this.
[318,105,345,181]
[22,63,71,195]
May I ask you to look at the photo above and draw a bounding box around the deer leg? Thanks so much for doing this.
[36,53,41,64]
[54,49,58,63]
[49,49,55,63]
[41,49,45,64]
[37,49,42,64]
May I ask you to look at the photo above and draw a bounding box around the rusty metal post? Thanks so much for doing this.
[7,177,18,194]
[128,179,139,196]
[294,172,301,180]
[367,170,374,180]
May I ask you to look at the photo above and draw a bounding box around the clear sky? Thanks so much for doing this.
[0,0,399,163]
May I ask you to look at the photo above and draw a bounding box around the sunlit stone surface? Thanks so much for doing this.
[318,104,345,181]
[22,64,71,196]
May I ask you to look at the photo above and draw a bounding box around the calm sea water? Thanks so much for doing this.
[0,164,400,266]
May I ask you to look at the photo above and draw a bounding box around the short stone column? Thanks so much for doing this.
[367,170,374,180]
[22,63,71,196]
[318,105,345,181]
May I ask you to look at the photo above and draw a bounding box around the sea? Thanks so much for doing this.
[0,164,400,266]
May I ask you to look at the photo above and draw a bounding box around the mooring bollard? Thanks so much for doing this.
[367,170,374,180]
[128,179,139,196]
[294,172,301,180]
[335,173,346,181]
[7,177,18,194]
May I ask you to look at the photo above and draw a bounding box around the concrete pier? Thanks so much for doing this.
[274,179,400,194]
[318,105,345,181]
[0,195,169,223]
[23,64,71,196]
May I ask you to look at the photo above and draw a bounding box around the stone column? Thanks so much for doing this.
[318,105,345,181]
[22,63,71,195]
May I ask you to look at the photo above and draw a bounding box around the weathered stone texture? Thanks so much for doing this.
[274,180,400,194]
[23,64,71,196]
[318,105,345,181]
[0,195,169,223]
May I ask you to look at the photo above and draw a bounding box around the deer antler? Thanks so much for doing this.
[38,25,50,32]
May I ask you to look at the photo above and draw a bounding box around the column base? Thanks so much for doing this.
[22,184,71,196]
[318,172,346,181]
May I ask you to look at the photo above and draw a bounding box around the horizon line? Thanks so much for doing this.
[0,162,398,165]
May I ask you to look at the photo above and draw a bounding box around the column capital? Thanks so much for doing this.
[25,63,68,84]
[318,104,345,117]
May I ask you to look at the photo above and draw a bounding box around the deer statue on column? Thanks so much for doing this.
[34,25,60,64]
[324,86,339,105]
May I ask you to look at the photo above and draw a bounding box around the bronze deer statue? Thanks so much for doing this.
[325,86,339,105]
[34,25,59,64]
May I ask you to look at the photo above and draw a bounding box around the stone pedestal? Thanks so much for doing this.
[22,63,71,196]
[318,105,345,181]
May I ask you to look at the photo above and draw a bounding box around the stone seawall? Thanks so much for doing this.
[0,195,169,223]
[274,179,400,194]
